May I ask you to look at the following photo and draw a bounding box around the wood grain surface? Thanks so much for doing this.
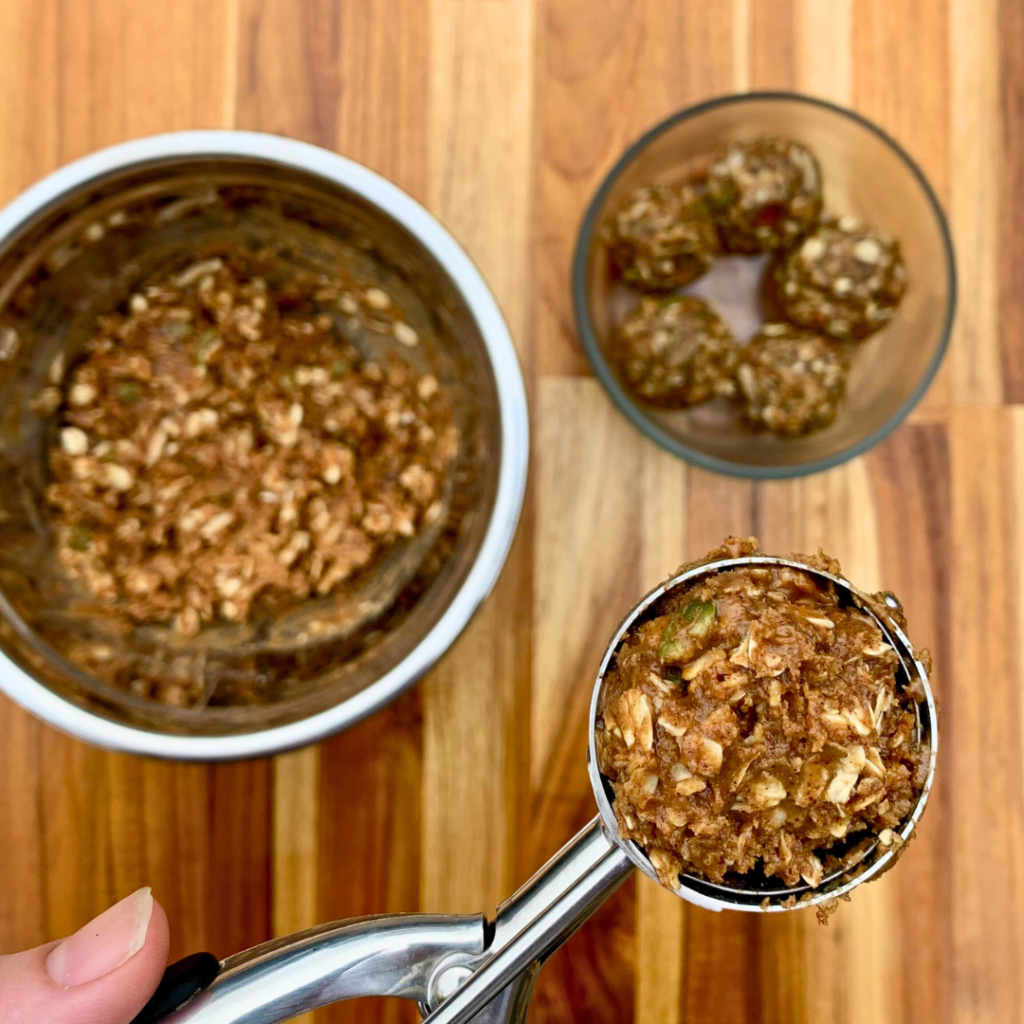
[0,2,1014,1021]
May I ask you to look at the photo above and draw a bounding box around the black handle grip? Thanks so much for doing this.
[130,951,220,1024]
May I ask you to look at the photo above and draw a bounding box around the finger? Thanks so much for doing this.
[0,887,170,1024]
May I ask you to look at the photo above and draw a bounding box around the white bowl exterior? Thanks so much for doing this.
[0,131,529,759]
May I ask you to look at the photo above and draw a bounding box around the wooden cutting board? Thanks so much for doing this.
[0,2,1017,1022]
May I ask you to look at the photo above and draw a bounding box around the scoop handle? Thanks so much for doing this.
[419,817,633,1024]
[128,818,632,1024]
[132,914,485,1023]
[130,953,221,1023]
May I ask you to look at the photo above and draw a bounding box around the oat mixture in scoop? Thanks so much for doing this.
[595,538,929,892]
[47,257,456,641]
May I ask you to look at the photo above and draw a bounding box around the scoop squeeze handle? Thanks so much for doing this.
[130,953,221,1023]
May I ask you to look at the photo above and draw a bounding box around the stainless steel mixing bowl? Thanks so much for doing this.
[0,131,528,759]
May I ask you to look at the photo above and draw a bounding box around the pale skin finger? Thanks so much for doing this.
[0,887,170,1024]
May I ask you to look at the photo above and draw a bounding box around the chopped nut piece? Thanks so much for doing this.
[0,327,20,360]
[174,606,200,638]
[399,464,436,504]
[827,755,862,805]
[647,849,683,889]
[682,732,724,775]
[184,408,218,437]
[145,429,168,467]
[217,576,242,598]
[676,778,707,797]
[393,321,419,347]
[60,427,89,455]
[736,775,786,810]
[801,855,824,888]
[199,511,235,541]
[69,382,98,406]
[615,688,654,751]
[641,772,660,795]
[101,464,135,492]
[48,351,66,385]
[682,646,725,681]
[174,258,224,287]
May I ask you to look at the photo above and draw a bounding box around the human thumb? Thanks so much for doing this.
[0,887,170,1024]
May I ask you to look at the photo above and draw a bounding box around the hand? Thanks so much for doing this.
[0,887,170,1024]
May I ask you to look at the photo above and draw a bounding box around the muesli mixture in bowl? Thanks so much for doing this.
[46,256,456,707]
[594,538,932,904]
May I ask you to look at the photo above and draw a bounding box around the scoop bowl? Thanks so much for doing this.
[587,554,938,912]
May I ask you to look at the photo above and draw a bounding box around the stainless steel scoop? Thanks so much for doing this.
[138,555,937,1024]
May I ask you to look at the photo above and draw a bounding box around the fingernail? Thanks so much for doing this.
[45,887,153,988]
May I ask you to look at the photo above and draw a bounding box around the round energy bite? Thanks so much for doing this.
[595,537,929,892]
[776,214,907,339]
[615,295,739,407]
[736,323,849,436]
[706,136,823,253]
[605,182,719,290]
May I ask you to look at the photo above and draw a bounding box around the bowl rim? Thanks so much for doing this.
[0,129,529,760]
[572,90,957,480]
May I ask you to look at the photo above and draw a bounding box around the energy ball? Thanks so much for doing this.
[605,182,719,290]
[706,137,823,253]
[776,214,908,339]
[615,295,739,408]
[736,323,849,436]
[595,537,929,893]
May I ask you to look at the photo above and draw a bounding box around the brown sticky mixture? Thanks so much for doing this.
[705,137,823,253]
[595,537,928,893]
[615,295,739,407]
[736,324,849,436]
[775,214,907,339]
[46,257,456,641]
[604,183,719,290]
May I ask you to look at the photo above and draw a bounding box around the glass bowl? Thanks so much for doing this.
[573,92,956,478]
[0,131,528,759]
